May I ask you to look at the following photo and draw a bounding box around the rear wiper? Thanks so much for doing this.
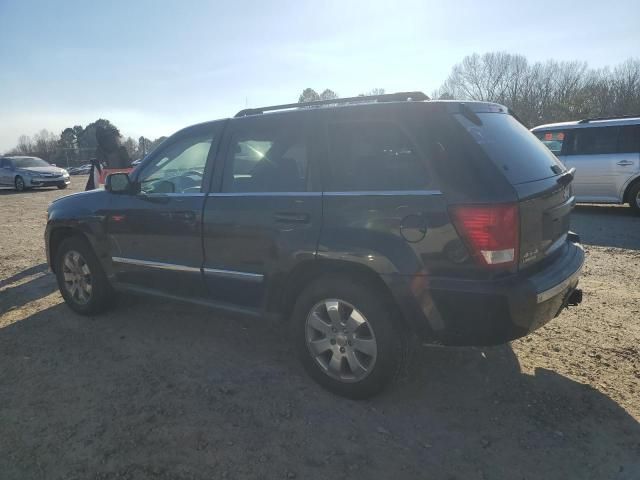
[557,167,575,186]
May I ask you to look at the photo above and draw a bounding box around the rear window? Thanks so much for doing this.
[456,113,565,185]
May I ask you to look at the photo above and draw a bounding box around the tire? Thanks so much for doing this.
[57,184,68,190]
[55,236,115,315]
[14,175,25,192]
[290,275,408,399]
[628,181,640,214]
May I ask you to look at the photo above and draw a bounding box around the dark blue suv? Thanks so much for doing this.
[46,92,584,398]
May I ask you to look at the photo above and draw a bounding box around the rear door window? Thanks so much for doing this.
[617,125,640,153]
[567,126,619,155]
[456,113,565,185]
[326,120,428,191]
[223,116,309,193]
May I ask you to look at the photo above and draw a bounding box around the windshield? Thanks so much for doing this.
[14,157,51,168]
[455,113,566,184]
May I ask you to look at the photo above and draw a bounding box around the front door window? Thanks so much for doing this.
[137,130,214,194]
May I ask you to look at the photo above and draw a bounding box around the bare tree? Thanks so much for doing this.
[435,53,640,127]
[16,135,34,155]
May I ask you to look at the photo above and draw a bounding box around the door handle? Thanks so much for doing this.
[617,160,634,166]
[139,193,170,204]
[274,212,310,224]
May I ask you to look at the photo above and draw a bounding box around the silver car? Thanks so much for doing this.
[531,116,640,213]
[0,156,71,191]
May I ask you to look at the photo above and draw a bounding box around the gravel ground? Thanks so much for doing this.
[1,177,639,480]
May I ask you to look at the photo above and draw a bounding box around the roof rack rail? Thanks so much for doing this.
[578,114,640,124]
[234,91,429,118]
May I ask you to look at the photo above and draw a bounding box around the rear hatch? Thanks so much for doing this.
[452,105,573,269]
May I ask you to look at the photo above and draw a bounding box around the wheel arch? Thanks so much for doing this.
[622,174,640,204]
[14,174,26,189]
[273,258,417,334]
[48,226,91,273]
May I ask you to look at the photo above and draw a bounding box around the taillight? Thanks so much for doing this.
[449,204,519,268]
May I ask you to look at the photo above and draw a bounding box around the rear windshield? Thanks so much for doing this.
[455,113,566,185]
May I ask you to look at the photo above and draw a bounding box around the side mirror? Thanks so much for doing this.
[105,172,132,193]
[51,163,57,167]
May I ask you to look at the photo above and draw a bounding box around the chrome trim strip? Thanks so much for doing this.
[139,192,206,197]
[112,256,265,282]
[536,264,582,304]
[324,190,442,196]
[202,267,264,282]
[207,190,441,197]
[208,192,321,197]
[111,257,201,273]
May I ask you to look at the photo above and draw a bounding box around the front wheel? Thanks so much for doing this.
[55,236,114,314]
[14,175,25,191]
[290,275,408,399]
[57,184,68,190]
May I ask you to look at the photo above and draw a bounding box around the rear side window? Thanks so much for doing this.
[618,125,640,153]
[456,113,565,185]
[568,126,619,155]
[223,117,309,193]
[326,121,428,191]
[533,130,565,155]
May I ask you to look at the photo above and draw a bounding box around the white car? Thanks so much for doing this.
[531,116,640,213]
[0,156,71,191]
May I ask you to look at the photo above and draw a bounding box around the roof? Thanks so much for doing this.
[532,116,640,131]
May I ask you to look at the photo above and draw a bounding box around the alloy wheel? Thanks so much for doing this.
[305,299,378,383]
[62,250,93,305]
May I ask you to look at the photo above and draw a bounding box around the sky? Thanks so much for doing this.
[1,0,639,152]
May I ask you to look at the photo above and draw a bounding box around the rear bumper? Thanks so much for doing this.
[384,237,585,346]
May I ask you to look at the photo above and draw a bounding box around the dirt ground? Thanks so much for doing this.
[1,177,639,480]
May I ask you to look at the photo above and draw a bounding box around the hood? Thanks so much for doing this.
[18,166,67,175]
[49,188,104,206]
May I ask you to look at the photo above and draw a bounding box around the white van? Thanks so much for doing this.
[531,116,640,213]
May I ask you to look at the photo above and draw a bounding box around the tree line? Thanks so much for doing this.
[4,119,166,167]
[433,53,640,127]
[298,55,639,128]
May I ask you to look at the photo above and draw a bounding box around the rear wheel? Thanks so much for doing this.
[290,275,408,399]
[628,181,640,214]
[55,236,114,314]
[14,176,25,192]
